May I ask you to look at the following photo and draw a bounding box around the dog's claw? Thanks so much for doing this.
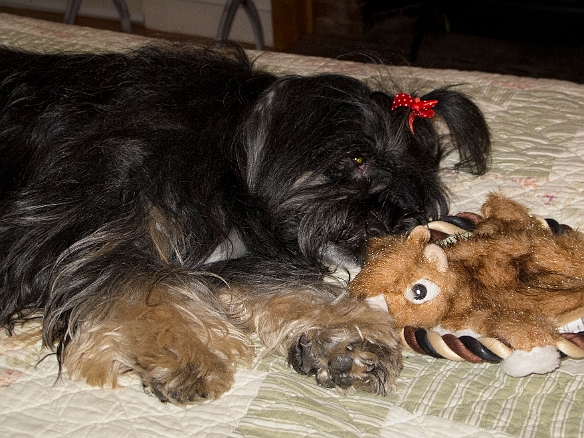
[289,333,318,375]
[288,327,402,395]
[136,357,234,405]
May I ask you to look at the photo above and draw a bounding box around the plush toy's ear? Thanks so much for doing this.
[365,227,429,261]
[423,243,448,272]
[407,225,431,243]
[481,192,531,222]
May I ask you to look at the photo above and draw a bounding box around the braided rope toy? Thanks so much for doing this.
[400,326,584,363]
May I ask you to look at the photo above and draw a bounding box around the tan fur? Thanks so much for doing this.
[221,285,403,395]
[52,204,404,404]
[63,277,250,404]
[147,204,186,264]
[350,193,584,351]
[60,273,402,403]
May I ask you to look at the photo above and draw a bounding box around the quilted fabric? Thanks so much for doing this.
[1,13,583,437]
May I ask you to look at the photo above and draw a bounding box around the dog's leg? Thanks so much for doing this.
[225,285,402,395]
[61,278,251,405]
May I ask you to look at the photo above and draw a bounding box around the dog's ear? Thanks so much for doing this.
[421,87,491,175]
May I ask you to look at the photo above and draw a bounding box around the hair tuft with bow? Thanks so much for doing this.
[391,93,438,134]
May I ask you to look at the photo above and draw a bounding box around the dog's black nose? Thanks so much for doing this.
[372,208,430,236]
[365,210,391,237]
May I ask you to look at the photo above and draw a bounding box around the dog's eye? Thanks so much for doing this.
[348,155,370,179]
[404,279,440,304]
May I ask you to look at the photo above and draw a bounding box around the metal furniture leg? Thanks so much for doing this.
[217,0,265,50]
[112,0,132,33]
[63,0,82,25]
[64,0,132,33]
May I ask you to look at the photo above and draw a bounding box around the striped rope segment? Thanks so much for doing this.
[401,326,584,362]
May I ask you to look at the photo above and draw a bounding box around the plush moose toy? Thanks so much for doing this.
[350,193,584,376]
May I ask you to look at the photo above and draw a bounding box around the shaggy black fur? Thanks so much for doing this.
[0,43,490,403]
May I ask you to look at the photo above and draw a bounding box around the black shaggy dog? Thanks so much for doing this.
[0,44,490,404]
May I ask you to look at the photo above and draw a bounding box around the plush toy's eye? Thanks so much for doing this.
[412,283,427,300]
[404,279,440,304]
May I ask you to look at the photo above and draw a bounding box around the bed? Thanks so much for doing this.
[0,13,583,437]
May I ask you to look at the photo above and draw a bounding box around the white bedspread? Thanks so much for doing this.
[1,13,583,437]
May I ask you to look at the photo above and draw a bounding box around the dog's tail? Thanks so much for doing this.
[420,87,491,175]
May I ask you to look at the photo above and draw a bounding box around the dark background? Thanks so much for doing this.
[2,0,583,83]
[285,0,584,83]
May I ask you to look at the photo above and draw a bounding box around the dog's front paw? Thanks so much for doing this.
[136,353,235,405]
[288,326,402,395]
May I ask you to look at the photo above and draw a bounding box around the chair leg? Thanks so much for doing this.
[112,0,132,33]
[64,0,131,34]
[217,0,241,44]
[216,0,265,50]
[63,0,83,25]
[240,0,265,50]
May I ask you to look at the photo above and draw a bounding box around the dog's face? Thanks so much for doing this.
[239,75,480,267]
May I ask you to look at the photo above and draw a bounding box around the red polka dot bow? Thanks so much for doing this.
[391,93,439,134]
